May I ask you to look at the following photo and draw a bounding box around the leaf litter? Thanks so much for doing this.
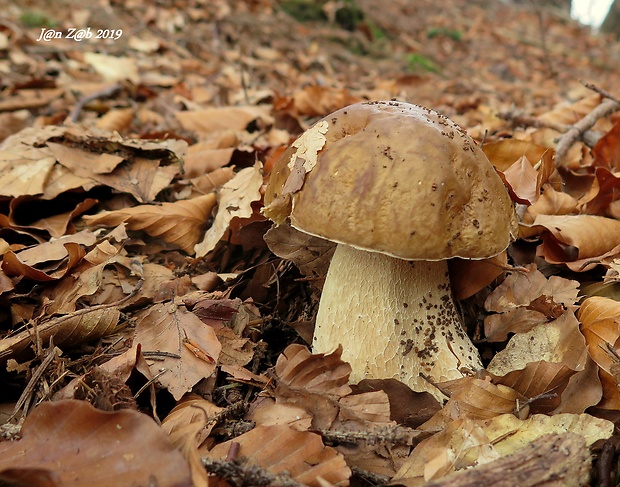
[1,0,620,485]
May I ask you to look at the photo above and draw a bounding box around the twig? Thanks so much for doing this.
[514,391,557,416]
[315,425,430,447]
[9,346,62,421]
[133,368,167,399]
[201,457,305,487]
[68,83,122,123]
[596,435,620,487]
[581,80,620,104]
[351,466,391,486]
[555,98,620,166]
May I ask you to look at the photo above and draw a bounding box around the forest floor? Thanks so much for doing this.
[1,0,620,486]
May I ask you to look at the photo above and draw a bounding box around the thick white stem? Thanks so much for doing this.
[313,244,482,398]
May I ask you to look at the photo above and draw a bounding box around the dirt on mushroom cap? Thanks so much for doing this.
[264,100,517,261]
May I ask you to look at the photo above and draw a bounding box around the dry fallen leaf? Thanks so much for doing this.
[273,344,352,430]
[530,214,620,271]
[135,302,222,400]
[84,194,217,254]
[195,162,264,257]
[484,264,579,341]
[0,306,120,362]
[578,296,620,409]
[204,424,351,487]
[0,400,191,487]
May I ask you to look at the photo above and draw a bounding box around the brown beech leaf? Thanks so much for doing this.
[190,166,236,195]
[449,253,507,300]
[522,184,578,226]
[278,85,363,120]
[0,400,192,487]
[393,418,495,484]
[248,399,314,430]
[488,311,587,374]
[486,311,592,413]
[96,107,136,133]
[47,142,124,175]
[578,166,620,215]
[7,197,98,238]
[592,119,620,171]
[484,264,579,341]
[162,394,224,487]
[273,344,352,429]
[356,379,441,428]
[337,390,392,425]
[84,194,217,254]
[430,377,529,425]
[481,139,550,172]
[204,425,351,487]
[195,162,263,257]
[275,344,352,398]
[532,214,620,271]
[493,361,576,414]
[578,296,620,409]
[184,144,235,178]
[135,302,222,400]
[0,306,120,361]
[501,155,539,204]
[1,235,92,281]
[175,106,274,135]
[264,221,336,287]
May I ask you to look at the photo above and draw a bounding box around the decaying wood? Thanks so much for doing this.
[425,433,591,487]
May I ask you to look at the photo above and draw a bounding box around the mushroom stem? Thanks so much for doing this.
[313,244,482,398]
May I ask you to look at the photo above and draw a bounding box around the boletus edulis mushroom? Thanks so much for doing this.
[263,100,517,400]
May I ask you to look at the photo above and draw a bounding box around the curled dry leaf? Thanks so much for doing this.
[204,424,351,487]
[0,306,120,362]
[84,193,217,254]
[393,418,498,485]
[273,344,352,430]
[0,400,192,487]
[428,377,529,426]
[578,296,620,409]
[578,166,620,216]
[486,311,597,413]
[501,155,540,205]
[175,105,274,135]
[2,237,91,282]
[275,344,352,398]
[484,264,579,342]
[276,85,363,120]
[482,139,550,172]
[530,214,620,271]
[263,221,336,288]
[95,107,135,133]
[394,412,613,486]
[162,394,224,487]
[195,162,263,257]
[522,184,578,226]
[46,138,182,203]
[448,253,507,300]
[135,302,222,400]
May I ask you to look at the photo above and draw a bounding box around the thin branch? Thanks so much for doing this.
[555,98,620,165]
[9,346,62,421]
[315,425,431,447]
[201,457,305,487]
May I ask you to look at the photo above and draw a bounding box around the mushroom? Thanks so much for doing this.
[263,101,517,399]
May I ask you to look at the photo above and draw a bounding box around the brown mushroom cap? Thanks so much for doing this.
[264,100,517,260]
